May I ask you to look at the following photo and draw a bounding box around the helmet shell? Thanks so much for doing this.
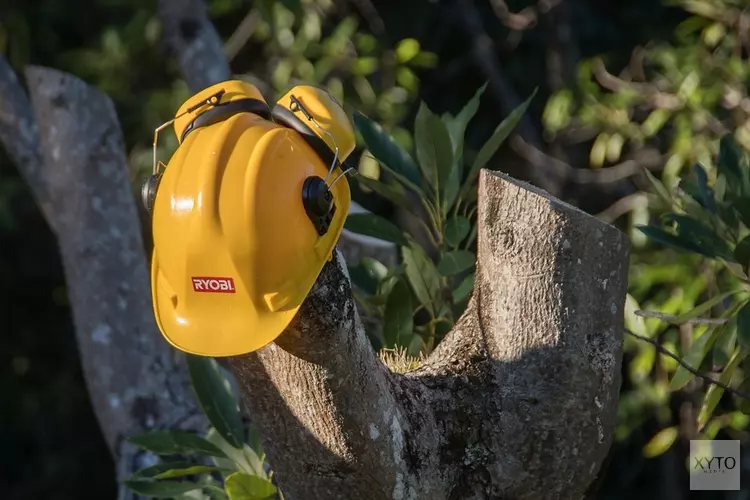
[150,81,353,357]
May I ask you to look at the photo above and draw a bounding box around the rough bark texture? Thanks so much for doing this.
[157,0,232,93]
[8,64,206,498]
[0,57,52,228]
[228,170,628,499]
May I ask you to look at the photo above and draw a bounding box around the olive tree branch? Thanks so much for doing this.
[625,329,750,400]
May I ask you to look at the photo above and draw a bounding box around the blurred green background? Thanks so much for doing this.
[2,0,750,498]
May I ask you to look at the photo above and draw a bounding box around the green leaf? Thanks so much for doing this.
[718,133,743,184]
[643,168,673,208]
[353,111,422,186]
[437,250,476,276]
[130,461,230,480]
[395,38,420,63]
[355,175,410,208]
[349,263,378,295]
[443,165,462,214]
[124,479,203,498]
[642,426,678,458]
[452,273,475,303]
[402,244,441,314]
[414,101,454,199]
[445,82,487,161]
[692,164,716,213]
[713,319,737,366]
[154,465,230,480]
[732,377,750,414]
[715,174,728,202]
[414,102,439,192]
[463,88,537,187]
[375,161,435,217]
[225,472,277,500]
[383,279,414,348]
[186,355,244,449]
[737,302,750,350]
[699,348,746,429]
[735,235,750,269]
[376,264,406,299]
[662,213,733,260]
[441,85,487,214]
[130,462,195,479]
[203,485,231,500]
[672,291,737,324]
[128,431,228,458]
[407,334,425,357]
[444,216,471,248]
[204,427,266,478]
[735,198,750,229]
[344,213,409,246]
[361,257,389,281]
[636,225,706,256]
[670,324,725,390]
[278,0,303,17]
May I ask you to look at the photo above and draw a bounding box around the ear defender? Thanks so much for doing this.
[301,176,335,236]
[141,172,161,214]
[147,81,358,358]
[270,86,356,236]
[141,80,271,215]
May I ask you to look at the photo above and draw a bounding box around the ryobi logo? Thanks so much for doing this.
[192,277,236,293]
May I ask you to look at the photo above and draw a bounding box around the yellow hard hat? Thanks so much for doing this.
[145,81,355,357]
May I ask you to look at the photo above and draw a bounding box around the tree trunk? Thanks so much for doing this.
[0,60,207,499]
[228,170,628,499]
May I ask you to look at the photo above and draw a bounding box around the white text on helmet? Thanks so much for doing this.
[192,277,236,293]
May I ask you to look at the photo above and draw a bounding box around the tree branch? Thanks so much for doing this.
[157,0,232,93]
[228,169,628,499]
[625,330,750,400]
[595,192,649,223]
[454,0,543,149]
[0,56,53,228]
[511,134,665,186]
[20,65,205,495]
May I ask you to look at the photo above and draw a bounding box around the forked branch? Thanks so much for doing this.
[228,170,628,499]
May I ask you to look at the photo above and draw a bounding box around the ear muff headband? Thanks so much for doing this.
[270,104,341,171]
[181,98,271,143]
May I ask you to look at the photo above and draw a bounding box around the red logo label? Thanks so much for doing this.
[192,277,236,293]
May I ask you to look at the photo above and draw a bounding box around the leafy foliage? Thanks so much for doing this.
[126,360,276,499]
[346,83,535,354]
[635,133,750,447]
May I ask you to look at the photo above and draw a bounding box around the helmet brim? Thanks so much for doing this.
[149,250,299,357]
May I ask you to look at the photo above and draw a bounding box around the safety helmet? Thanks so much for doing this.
[144,81,356,357]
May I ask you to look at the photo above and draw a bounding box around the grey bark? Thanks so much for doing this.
[228,170,628,499]
[0,57,52,228]
[0,62,206,497]
[157,0,232,93]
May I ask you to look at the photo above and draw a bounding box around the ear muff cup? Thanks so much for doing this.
[271,104,341,170]
[141,173,162,214]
